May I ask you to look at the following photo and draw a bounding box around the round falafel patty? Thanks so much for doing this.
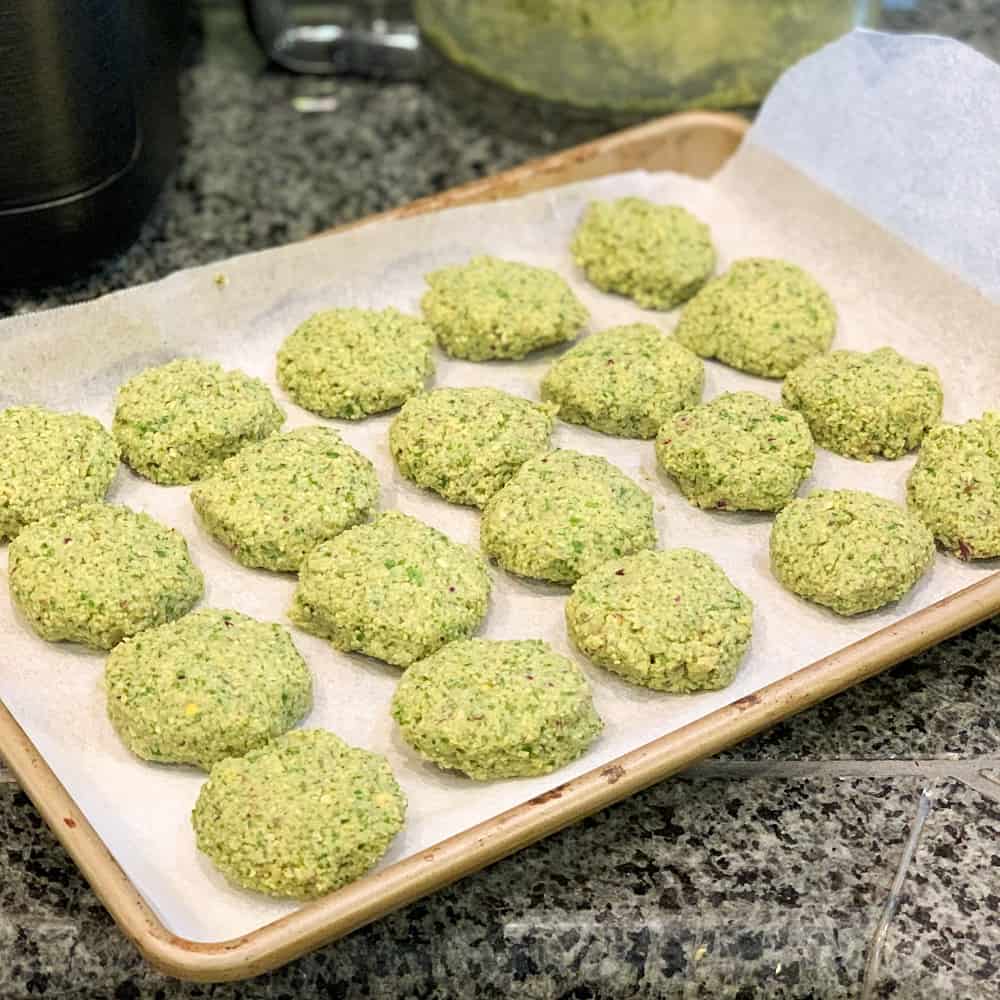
[770,489,935,616]
[674,258,836,378]
[570,197,715,310]
[191,426,379,572]
[105,609,312,770]
[656,391,814,511]
[289,511,491,667]
[389,387,555,507]
[112,358,285,485]
[391,639,602,780]
[541,324,704,439]
[192,729,405,898]
[781,347,943,460]
[480,450,656,585]
[0,405,120,541]
[8,503,203,650]
[421,255,588,361]
[566,548,753,692]
[277,307,435,419]
[906,411,1000,560]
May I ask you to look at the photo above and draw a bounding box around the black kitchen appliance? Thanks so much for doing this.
[0,0,188,285]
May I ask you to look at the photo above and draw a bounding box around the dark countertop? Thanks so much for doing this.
[2,3,1000,998]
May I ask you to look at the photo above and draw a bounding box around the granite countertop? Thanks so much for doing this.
[2,3,1000,998]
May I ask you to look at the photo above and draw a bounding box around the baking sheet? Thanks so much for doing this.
[1,31,998,945]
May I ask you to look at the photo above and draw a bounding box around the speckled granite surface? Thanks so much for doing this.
[2,2,999,997]
[3,772,999,998]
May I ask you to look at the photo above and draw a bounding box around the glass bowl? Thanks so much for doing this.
[414,0,878,113]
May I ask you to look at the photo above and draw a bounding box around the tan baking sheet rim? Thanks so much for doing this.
[3,111,999,983]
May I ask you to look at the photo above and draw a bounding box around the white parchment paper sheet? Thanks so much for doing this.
[0,32,998,943]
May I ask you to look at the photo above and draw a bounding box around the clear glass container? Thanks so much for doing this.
[414,0,879,113]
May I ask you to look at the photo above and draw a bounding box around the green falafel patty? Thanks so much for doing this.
[906,411,1000,559]
[480,450,656,584]
[0,406,120,541]
[389,387,555,507]
[421,255,589,361]
[566,548,753,692]
[781,347,943,460]
[277,307,435,419]
[191,426,379,572]
[290,511,491,667]
[570,197,715,310]
[656,391,814,511]
[675,258,836,377]
[113,359,285,485]
[8,503,203,649]
[541,324,704,439]
[391,639,602,780]
[105,609,312,770]
[770,489,935,616]
[192,729,405,898]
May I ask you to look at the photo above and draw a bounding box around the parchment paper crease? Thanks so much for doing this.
[0,32,997,941]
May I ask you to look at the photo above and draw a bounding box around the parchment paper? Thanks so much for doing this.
[1,32,998,943]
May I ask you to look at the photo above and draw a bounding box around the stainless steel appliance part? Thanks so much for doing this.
[243,0,424,78]
[0,0,187,284]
